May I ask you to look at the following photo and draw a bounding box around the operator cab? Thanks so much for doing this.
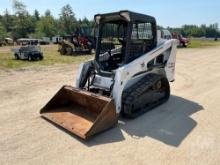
[94,11,157,75]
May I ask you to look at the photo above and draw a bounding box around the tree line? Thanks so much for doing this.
[0,0,94,40]
[167,24,220,38]
[0,0,219,41]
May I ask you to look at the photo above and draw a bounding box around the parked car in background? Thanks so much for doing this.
[12,45,43,61]
[172,32,189,47]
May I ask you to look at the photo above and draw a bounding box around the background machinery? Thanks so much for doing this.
[58,27,95,55]
[40,11,178,139]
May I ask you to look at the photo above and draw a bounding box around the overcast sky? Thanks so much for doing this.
[0,0,220,27]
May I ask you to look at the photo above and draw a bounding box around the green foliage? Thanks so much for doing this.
[13,0,27,15]
[12,14,35,39]
[188,39,220,48]
[33,10,40,21]
[0,22,7,40]
[59,4,77,35]
[30,31,45,39]
[0,45,94,68]
[12,0,35,39]
[0,1,96,39]
[168,24,220,38]
[35,15,57,38]
[1,9,14,32]
[0,0,219,40]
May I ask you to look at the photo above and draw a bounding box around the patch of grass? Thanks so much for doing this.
[0,45,94,69]
[2,40,219,69]
[188,39,220,48]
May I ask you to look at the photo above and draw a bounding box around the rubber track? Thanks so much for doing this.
[122,73,170,118]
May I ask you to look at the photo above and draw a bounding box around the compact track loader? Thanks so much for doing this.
[40,11,177,139]
[58,27,94,55]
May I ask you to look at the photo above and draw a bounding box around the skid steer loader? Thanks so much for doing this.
[40,11,177,139]
[58,27,94,55]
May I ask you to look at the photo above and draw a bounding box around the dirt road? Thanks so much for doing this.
[1,46,220,165]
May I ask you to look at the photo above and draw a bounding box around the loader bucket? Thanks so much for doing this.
[40,85,117,139]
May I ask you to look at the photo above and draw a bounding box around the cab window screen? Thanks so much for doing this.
[132,23,153,40]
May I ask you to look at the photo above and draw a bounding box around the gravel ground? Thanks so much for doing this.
[0,46,220,165]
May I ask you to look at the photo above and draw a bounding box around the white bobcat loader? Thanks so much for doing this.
[40,11,177,139]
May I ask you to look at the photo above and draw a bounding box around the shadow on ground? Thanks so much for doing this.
[43,95,203,147]
[119,95,203,147]
[84,95,203,147]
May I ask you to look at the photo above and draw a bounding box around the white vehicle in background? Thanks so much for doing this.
[17,38,39,46]
[52,36,63,44]
[159,29,172,40]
